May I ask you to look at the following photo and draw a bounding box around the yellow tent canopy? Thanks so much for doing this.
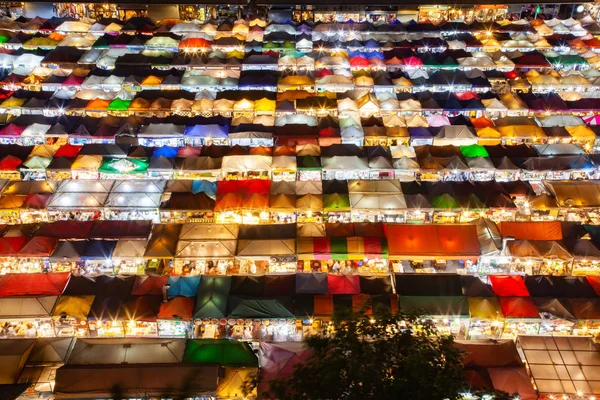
[476,126,502,146]
[52,295,95,320]
[30,144,60,158]
[72,155,102,170]
[566,125,596,139]
[1,97,26,108]
[255,98,276,113]
[468,297,505,320]
[498,125,546,139]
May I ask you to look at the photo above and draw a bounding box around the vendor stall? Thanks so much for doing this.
[498,296,541,339]
[386,224,480,274]
[467,297,505,340]
[399,296,470,339]
[0,296,58,338]
[52,295,94,337]
[157,297,194,338]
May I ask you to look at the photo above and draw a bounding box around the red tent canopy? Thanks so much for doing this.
[89,221,152,239]
[0,272,70,296]
[327,275,360,295]
[0,236,27,256]
[176,146,201,158]
[489,275,529,297]
[157,296,194,319]
[0,124,25,137]
[54,144,82,158]
[35,221,94,238]
[498,297,540,318]
[17,236,58,257]
[178,38,211,49]
[349,56,369,67]
[23,194,52,209]
[403,56,423,67]
[132,275,168,295]
[62,74,85,86]
[0,155,22,170]
[217,180,271,195]
[586,275,600,296]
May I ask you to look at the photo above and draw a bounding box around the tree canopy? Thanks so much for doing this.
[257,309,470,400]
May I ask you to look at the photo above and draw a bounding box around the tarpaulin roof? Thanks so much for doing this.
[386,224,480,260]
[52,295,94,320]
[167,276,201,298]
[0,340,35,384]
[295,273,328,294]
[0,272,70,296]
[54,364,218,399]
[228,298,294,319]
[158,297,194,320]
[399,296,469,316]
[395,274,463,296]
[497,221,562,240]
[498,297,540,318]
[489,275,530,297]
[184,339,258,367]
[194,276,232,319]
[327,275,360,295]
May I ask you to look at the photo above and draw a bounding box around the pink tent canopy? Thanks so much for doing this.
[583,114,600,126]
[258,342,313,394]
[426,114,450,127]
[488,367,537,400]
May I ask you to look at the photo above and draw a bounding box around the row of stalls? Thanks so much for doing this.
[2,141,600,184]
[0,88,598,126]
[6,218,600,276]
[0,336,542,400]
[0,114,597,147]
[1,272,600,342]
[3,176,600,227]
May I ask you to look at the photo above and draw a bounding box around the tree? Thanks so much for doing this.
[257,308,470,400]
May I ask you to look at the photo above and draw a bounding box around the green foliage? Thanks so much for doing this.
[259,309,469,400]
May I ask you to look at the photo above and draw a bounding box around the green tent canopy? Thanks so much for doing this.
[460,144,489,158]
[98,157,149,175]
[399,296,469,316]
[431,193,460,209]
[297,155,321,169]
[193,276,232,320]
[183,339,258,367]
[229,299,294,319]
[107,98,132,111]
[323,193,350,212]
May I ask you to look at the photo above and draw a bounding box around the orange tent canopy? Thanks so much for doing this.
[385,224,480,259]
[497,221,562,241]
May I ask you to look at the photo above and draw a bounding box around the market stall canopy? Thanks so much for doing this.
[386,224,480,260]
[184,339,258,367]
[67,338,186,365]
[399,296,469,316]
[194,276,232,319]
[395,274,463,296]
[0,272,70,296]
[54,364,218,399]
[0,340,35,384]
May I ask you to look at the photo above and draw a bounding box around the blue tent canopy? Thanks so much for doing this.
[153,146,179,158]
[167,276,202,298]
